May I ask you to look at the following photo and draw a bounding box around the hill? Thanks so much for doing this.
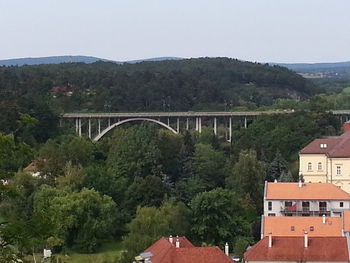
[0,57,318,114]
[275,61,350,79]
[0,55,183,66]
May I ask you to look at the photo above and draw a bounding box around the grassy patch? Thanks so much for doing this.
[27,241,124,263]
[342,87,350,94]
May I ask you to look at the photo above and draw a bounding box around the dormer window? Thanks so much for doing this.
[308,162,312,171]
[320,143,328,149]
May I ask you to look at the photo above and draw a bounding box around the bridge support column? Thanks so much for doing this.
[88,119,92,139]
[167,118,170,126]
[199,117,202,133]
[214,117,217,135]
[244,117,247,129]
[75,118,79,133]
[195,118,198,131]
[186,118,189,130]
[228,117,232,142]
[108,118,111,127]
[176,118,180,133]
[98,119,101,134]
[78,118,82,137]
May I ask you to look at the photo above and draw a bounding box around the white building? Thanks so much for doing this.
[263,181,350,217]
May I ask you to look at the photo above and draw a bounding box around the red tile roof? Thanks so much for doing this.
[143,237,232,263]
[300,131,350,157]
[266,182,350,200]
[343,211,350,232]
[263,216,343,237]
[244,236,349,262]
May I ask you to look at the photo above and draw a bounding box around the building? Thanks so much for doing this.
[263,181,350,217]
[244,235,350,262]
[299,122,350,193]
[135,236,232,263]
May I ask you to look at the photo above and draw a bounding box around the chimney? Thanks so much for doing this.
[298,181,302,188]
[343,122,350,133]
[169,235,173,244]
[224,242,229,256]
[175,238,180,248]
[268,233,272,248]
[304,232,308,248]
[322,214,326,224]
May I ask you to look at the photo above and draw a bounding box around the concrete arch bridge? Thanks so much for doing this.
[61,111,294,142]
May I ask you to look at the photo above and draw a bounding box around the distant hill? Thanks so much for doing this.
[274,61,350,79]
[0,56,183,66]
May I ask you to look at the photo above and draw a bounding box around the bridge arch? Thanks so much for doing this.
[93,118,178,141]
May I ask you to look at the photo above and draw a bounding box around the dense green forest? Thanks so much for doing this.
[0,58,347,262]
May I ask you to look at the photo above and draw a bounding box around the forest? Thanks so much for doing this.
[0,58,347,262]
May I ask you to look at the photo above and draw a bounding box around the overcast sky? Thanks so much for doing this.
[0,0,349,63]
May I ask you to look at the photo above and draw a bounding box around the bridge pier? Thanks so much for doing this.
[78,118,82,137]
[244,117,247,129]
[186,118,189,130]
[88,119,92,139]
[214,117,217,135]
[228,117,232,142]
[176,118,180,133]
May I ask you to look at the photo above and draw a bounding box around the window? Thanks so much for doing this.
[340,202,344,208]
[268,213,276,216]
[268,201,272,211]
[319,202,327,212]
[337,166,342,175]
[310,226,314,231]
[302,202,310,212]
[308,162,312,171]
[318,162,322,171]
[291,226,295,231]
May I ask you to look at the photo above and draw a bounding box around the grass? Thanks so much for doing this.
[27,241,124,263]
[342,87,350,94]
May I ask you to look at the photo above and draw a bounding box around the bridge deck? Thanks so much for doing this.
[62,110,294,118]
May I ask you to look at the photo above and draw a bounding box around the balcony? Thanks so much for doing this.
[281,208,331,217]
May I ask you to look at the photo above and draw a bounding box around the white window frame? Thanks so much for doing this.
[308,162,312,171]
[336,166,342,176]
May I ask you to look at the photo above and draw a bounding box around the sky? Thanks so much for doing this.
[0,0,350,63]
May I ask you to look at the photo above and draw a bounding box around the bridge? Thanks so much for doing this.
[61,110,295,142]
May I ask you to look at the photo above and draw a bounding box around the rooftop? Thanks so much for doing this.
[263,216,343,237]
[300,130,350,157]
[244,236,349,262]
[265,182,350,200]
[142,237,232,263]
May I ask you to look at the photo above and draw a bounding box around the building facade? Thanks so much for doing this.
[299,123,350,193]
[263,182,350,217]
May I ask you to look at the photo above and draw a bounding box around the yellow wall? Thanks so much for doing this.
[299,154,328,183]
[299,154,350,193]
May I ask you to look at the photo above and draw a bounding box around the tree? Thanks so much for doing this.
[226,150,266,212]
[267,150,289,182]
[33,186,118,252]
[190,188,250,246]
[122,200,191,261]
[191,144,228,189]
[124,175,170,212]
[107,125,162,181]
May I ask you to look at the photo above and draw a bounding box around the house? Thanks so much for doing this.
[244,234,350,262]
[263,181,350,217]
[299,122,350,193]
[135,236,232,263]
